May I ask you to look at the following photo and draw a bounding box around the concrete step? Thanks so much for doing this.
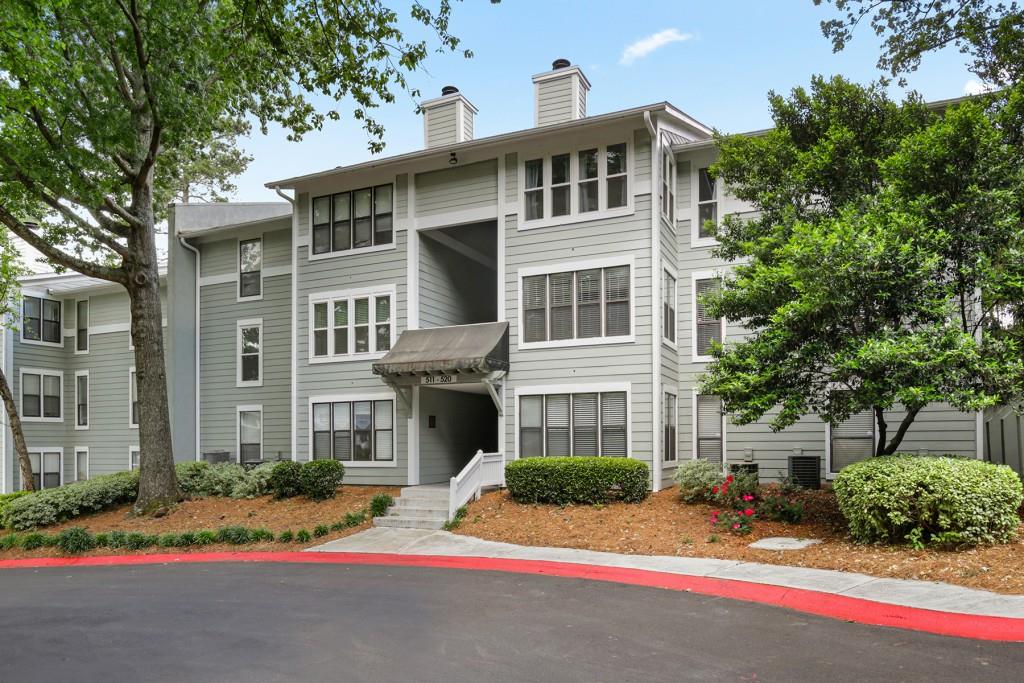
[391,497,449,510]
[387,505,448,519]
[373,514,446,530]
[400,485,449,497]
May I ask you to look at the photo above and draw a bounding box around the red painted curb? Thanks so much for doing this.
[1,551,1021,642]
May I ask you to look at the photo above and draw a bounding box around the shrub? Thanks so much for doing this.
[370,494,394,517]
[711,508,755,535]
[313,524,329,538]
[93,532,109,548]
[0,490,33,522]
[107,530,129,549]
[200,464,250,498]
[232,462,277,499]
[42,534,60,547]
[216,526,252,545]
[344,511,366,527]
[175,461,212,496]
[296,529,312,542]
[158,533,179,548]
[21,532,46,550]
[252,528,275,542]
[268,461,303,499]
[299,460,345,500]
[675,460,724,503]
[443,506,467,531]
[195,530,217,546]
[330,521,345,532]
[834,454,1024,547]
[709,471,760,510]
[57,527,96,554]
[277,530,294,543]
[3,470,139,530]
[125,533,156,550]
[758,487,805,524]
[176,531,197,547]
[0,534,19,550]
[505,457,649,505]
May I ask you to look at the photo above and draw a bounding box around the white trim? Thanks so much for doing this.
[74,446,89,482]
[128,367,138,429]
[236,318,264,388]
[307,285,397,364]
[91,322,130,335]
[199,265,292,289]
[512,382,633,459]
[517,255,636,351]
[236,404,264,463]
[662,264,678,348]
[307,391,398,467]
[691,390,727,469]
[976,410,985,460]
[650,119,663,491]
[18,367,64,423]
[691,160,722,249]
[663,385,679,465]
[22,447,64,490]
[308,240,396,262]
[74,297,89,355]
[420,228,495,269]
[414,205,498,232]
[286,192,298,462]
[531,65,591,89]
[128,445,140,471]
[407,173,419,330]
[691,269,727,363]
[237,235,265,303]
[74,369,89,430]
[660,147,677,228]
[306,184,397,261]
[19,294,64,348]
[198,272,235,287]
[825,411,878,479]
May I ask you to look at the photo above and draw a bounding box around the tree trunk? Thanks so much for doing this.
[874,406,887,457]
[874,404,923,456]
[0,368,33,491]
[127,181,180,513]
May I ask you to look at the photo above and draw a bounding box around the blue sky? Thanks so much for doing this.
[233,0,979,202]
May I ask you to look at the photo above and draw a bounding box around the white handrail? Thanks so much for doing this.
[449,450,503,520]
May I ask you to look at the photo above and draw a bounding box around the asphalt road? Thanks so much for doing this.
[0,562,1021,682]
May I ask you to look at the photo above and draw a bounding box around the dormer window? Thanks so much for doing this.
[521,142,630,228]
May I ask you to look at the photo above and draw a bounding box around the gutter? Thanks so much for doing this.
[177,235,202,460]
[273,187,299,462]
[644,111,663,493]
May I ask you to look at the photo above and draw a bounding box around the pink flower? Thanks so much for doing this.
[744,508,755,517]
[742,494,754,502]
[732,523,741,530]
[711,486,719,494]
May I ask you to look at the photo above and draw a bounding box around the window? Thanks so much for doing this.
[521,263,631,346]
[129,447,140,471]
[239,238,262,298]
[311,399,394,463]
[22,295,61,344]
[129,369,138,428]
[237,319,262,387]
[663,270,677,343]
[518,390,628,457]
[830,410,875,475]
[75,448,88,482]
[696,394,723,464]
[312,184,394,256]
[694,276,723,359]
[310,289,393,361]
[75,371,89,429]
[26,451,61,490]
[76,299,89,352]
[664,392,677,462]
[21,369,62,421]
[662,150,676,222]
[521,142,629,225]
[238,407,263,463]
[697,167,718,239]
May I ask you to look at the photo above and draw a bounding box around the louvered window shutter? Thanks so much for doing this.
[830,410,875,473]
[696,395,723,464]
[600,392,628,457]
[523,276,548,343]
[572,393,599,456]
[545,394,571,456]
[696,278,722,356]
[576,269,602,339]
[604,266,630,337]
[549,272,574,341]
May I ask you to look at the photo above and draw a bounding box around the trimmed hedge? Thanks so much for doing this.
[505,457,649,505]
[834,454,1023,547]
[298,460,345,500]
[175,461,275,499]
[268,461,303,499]
[2,471,140,531]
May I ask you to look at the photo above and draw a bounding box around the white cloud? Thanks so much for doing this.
[963,79,995,96]
[620,29,693,66]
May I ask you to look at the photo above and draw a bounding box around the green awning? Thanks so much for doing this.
[372,322,509,377]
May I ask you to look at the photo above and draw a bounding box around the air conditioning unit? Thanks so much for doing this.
[788,455,821,490]
[201,451,230,465]
[729,463,759,477]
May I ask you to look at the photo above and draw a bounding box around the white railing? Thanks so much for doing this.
[449,450,504,520]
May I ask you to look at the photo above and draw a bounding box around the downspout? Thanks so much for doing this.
[644,111,663,492]
[274,186,298,461]
[177,235,201,460]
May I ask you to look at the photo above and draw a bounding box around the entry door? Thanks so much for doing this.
[830,410,875,474]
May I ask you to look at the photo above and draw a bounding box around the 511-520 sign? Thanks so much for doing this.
[421,374,454,385]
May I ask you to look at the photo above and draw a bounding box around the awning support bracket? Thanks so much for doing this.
[483,371,505,416]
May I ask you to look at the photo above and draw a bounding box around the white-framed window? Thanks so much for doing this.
[129,368,138,428]
[75,299,89,353]
[22,449,63,490]
[239,237,262,300]
[694,165,720,246]
[827,409,876,477]
[237,405,263,463]
[237,319,263,387]
[311,184,393,258]
[515,383,630,458]
[75,370,89,429]
[20,368,62,422]
[129,446,140,471]
[661,149,676,224]
[692,272,725,361]
[520,141,631,228]
[21,295,62,346]
[74,447,89,482]
[694,393,724,465]
[664,390,678,462]
[310,394,395,466]
[519,257,633,349]
[309,286,395,362]
[663,268,677,345]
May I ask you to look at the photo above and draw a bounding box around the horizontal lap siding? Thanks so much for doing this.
[419,237,493,328]
[200,227,291,278]
[426,102,458,148]
[536,79,573,126]
[415,160,498,217]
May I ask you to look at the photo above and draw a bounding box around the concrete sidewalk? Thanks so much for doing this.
[310,526,1024,619]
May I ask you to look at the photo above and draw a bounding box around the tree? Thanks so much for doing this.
[0,231,33,490]
[0,0,475,511]
[816,0,1024,87]
[700,77,1024,455]
[157,116,253,207]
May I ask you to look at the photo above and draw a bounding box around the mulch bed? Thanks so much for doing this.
[0,485,400,560]
[453,488,1024,595]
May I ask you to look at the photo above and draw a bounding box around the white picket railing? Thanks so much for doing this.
[449,450,504,520]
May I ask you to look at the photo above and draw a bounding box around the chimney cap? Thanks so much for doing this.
[551,58,571,69]
[440,85,459,96]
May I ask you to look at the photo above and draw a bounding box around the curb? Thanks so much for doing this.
[2,551,1022,642]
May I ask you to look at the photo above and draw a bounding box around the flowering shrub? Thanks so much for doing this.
[675,459,724,502]
[757,487,805,524]
[711,508,756,535]
[709,471,759,509]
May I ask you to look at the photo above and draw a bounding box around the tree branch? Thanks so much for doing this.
[883,404,923,455]
[0,207,126,283]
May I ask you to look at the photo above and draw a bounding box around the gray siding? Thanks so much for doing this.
[425,101,459,148]
[418,235,494,328]
[418,388,496,484]
[536,77,574,126]
[415,160,498,218]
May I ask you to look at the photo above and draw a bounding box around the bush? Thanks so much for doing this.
[277,530,294,543]
[250,528,274,543]
[344,510,366,527]
[505,457,649,505]
[176,531,197,547]
[216,526,252,545]
[93,532,109,548]
[0,490,33,521]
[268,461,303,499]
[125,532,155,550]
[21,532,45,550]
[711,508,755,534]
[232,462,277,499]
[313,524,329,538]
[370,494,394,517]
[758,487,805,524]
[330,521,345,532]
[0,534,19,550]
[158,533,179,548]
[107,530,129,549]
[296,529,312,542]
[57,527,96,554]
[709,471,760,510]
[176,461,276,499]
[834,454,1024,547]
[3,471,139,530]
[299,460,345,500]
[675,460,724,503]
[195,530,217,546]
[175,461,212,496]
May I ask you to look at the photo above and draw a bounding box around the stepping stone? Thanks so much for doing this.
[748,537,822,551]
